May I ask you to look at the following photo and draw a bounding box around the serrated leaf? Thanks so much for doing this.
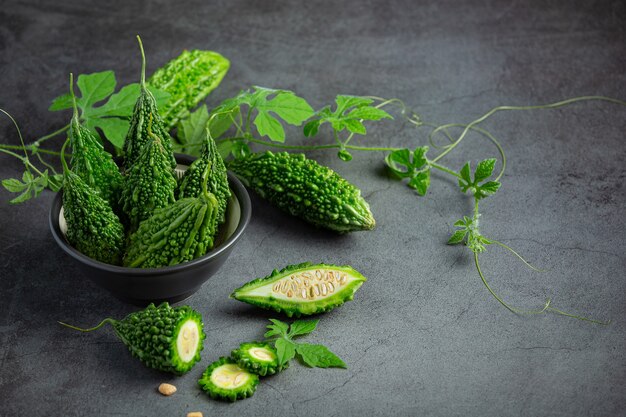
[335,95,373,114]
[288,320,319,338]
[260,92,314,125]
[408,170,430,196]
[268,319,289,336]
[275,338,297,366]
[412,146,428,169]
[9,189,32,204]
[295,344,347,369]
[77,71,116,108]
[303,119,321,137]
[88,84,170,118]
[337,150,353,161]
[476,180,501,199]
[343,119,366,134]
[254,111,286,142]
[207,106,239,140]
[474,158,496,183]
[48,174,63,192]
[2,178,27,193]
[385,149,413,179]
[49,93,73,112]
[447,229,467,245]
[90,117,129,148]
[177,105,210,147]
[347,106,393,121]
[459,162,472,184]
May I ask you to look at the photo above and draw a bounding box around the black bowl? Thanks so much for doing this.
[49,155,251,305]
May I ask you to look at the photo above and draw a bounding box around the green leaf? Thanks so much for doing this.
[260,92,315,125]
[88,84,170,118]
[177,105,210,148]
[385,149,413,178]
[459,162,472,185]
[48,174,63,192]
[254,111,286,142]
[274,338,297,366]
[49,93,73,112]
[474,158,496,183]
[337,150,353,161]
[412,146,428,169]
[288,320,319,338]
[87,117,129,149]
[303,119,321,137]
[265,318,289,338]
[347,106,393,121]
[208,106,239,140]
[9,189,32,204]
[77,71,116,108]
[295,344,347,369]
[447,229,467,245]
[2,178,27,193]
[335,95,373,114]
[343,119,366,135]
[476,180,501,199]
[408,170,430,196]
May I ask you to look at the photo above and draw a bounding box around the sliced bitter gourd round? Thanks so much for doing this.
[198,357,259,402]
[230,262,367,317]
[231,342,285,376]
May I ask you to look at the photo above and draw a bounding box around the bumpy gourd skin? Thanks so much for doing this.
[228,151,375,232]
[177,128,231,223]
[231,262,367,317]
[124,190,219,268]
[68,99,123,209]
[62,168,124,265]
[231,342,285,376]
[120,134,178,232]
[148,50,230,129]
[198,357,259,402]
[111,303,205,375]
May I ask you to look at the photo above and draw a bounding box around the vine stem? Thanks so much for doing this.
[430,96,626,164]
[58,318,116,332]
[32,124,70,146]
[0,148,45,176]
[0,144,64,157]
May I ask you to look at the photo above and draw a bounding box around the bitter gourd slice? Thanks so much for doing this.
[59,302,205,375]
[120,131,178,232]
[67,75,123,209]
[228,151,375,232]
[148,49,230,130]
[177,127,231,223]
[230,262,367,317]
[123,36,176,170]
[61,140,124,265]
[231,342,285,376]
[198,357,259,402]
[123,172,219,268]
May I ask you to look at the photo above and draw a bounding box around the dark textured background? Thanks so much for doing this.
[1,1,625,416]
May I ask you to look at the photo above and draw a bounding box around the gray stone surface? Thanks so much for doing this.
[1,0,625,416]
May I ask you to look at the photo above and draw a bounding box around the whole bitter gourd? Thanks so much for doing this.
[60,141,124,265]
[230,262,367,317]
[228,151,375,232]
[59,302,205,375]
[123,36,176,170]
[67,75,123,209]
[231,342,285,376]
[198,357,259,402]
[120,131,177,232]
[177,127,231,223]
[123,172,219,268]
[148,49,230,130]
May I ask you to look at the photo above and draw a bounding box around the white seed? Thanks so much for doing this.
[301,289,307,299]
[328,282,335,292]
[327,271,335,281]
[314,285,320,296]
[158,383,177,396]
[321,283,328,296]
[302,272,312,279]
[291,282,298,292]
[287,290,293,298]
[273,283,280,292]
[315,270,322,279]
[340,275,347,284]
[303,280,310,287]
[295,277,302,285]
[234,373,245,385]
[309,287,316,298]
[281,281,289,293]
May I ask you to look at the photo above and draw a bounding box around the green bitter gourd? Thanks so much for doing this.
[231,342,285,376]
[123,36,176,170]
[228,151,375,232]
[60,140,124,265]
[59,302,205,375]
[177,127,231,223]
[230,262,367,317]
[67,74,123,209]
[148,49,230,130]
[198,357,259,402]
[123,169,219,268]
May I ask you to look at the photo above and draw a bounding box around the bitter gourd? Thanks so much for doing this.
[148,49,230,130]
[198,357,259,402]
[120,131,177,232]
[123,36,176,170]
[67,75,123,209]
[231,342,285,376]
[59,302,205,375]
[177,127,231,223]
[228,151,375,232]
[123,172,219,268]
[230,262,367,317]
[60,140,124,265]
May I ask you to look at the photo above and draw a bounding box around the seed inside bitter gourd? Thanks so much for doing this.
[211,364,251,389]
[268,269,347,300]
[177,320,200,363]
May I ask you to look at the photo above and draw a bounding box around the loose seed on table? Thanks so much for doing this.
[158,383,177,396]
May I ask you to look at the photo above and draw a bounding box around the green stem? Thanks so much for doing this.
[32,124,70,146]
[489,239,546,272]
[544,306,610,325]
[431,96,626,164]
[429,162,461,179]
[137,35,146,87]
[0,148,45,176]
[0,144,64,157]
[58,318,116,332]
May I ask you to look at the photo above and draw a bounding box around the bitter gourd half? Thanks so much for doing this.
[231,342,284,376]
[61,140,124,265]
[228,151,375,232]
[177,127,231,223]
[231,262,367,317]
[148,49,230,130]
[59,302,205,375]
[198,357,259,402]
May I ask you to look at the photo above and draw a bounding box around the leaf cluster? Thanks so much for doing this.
[384,146,431,195]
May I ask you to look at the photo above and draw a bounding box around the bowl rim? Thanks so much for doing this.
[49,162,251,276]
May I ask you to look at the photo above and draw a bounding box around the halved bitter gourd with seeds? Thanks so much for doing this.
[230,262,367,317]
[198,357,259,402]
[231,342,285,376]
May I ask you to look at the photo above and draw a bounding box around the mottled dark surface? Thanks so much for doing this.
[1,1,625,416]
